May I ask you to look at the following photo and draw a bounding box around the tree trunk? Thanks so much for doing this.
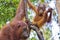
[56,0,60,24]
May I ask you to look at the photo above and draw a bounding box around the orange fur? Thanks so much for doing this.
[28,0,52,28]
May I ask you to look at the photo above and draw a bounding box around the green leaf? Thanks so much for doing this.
[30,0,37,2]
[40,0,45,3]
[31,37,36,40]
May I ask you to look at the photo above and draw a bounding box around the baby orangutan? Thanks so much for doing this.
[27,1,52,40]
[27,0,52,28]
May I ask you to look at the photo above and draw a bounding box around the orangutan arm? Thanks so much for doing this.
[27,0,38,14]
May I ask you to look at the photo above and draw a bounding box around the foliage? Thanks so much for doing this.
[0,0,20,28]
[31,37,36,40]
[44,28,51,40]
[40,0,45,3]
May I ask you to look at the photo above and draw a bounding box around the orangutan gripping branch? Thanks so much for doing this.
[27,0,52,28]
[0,0,30,40]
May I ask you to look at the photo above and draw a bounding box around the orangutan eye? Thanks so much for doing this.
[18,25,21,28]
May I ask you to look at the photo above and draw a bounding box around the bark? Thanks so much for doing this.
[56,0,60,24]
